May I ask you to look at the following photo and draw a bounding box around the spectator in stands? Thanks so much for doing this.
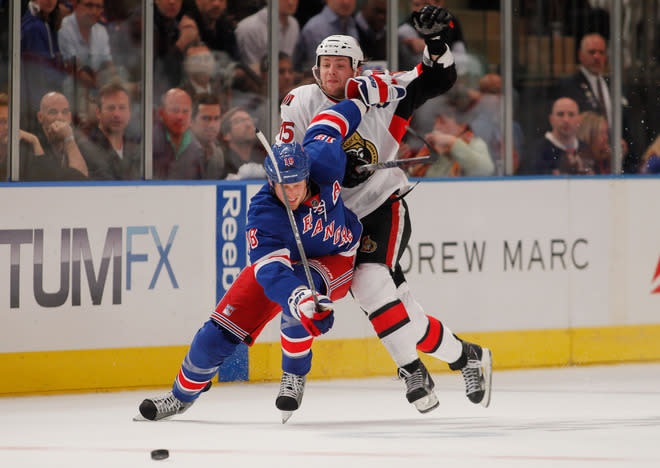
[259,52,296,104]
[219,106,266,179]
[557,33,637,173]
[398,0,465,70]
[21,0,67,131]
[105,3,142,89]
[640,135,660,174]
[77,83,140,180]
[58,0,114,90]
[412,66,522,174]
[154,0,200,99]
[182,0,238,60]
[153,87,204,179]
[179,41,222,101]
[355,0,387,61]
[0,92,54,181]
[410,111,493,178]
[58,0,116,131]
[576,111,614,175]
[293,0,358,72]
[521,97,591,175]
[190,92,226,179]
[31,91,89,179]
[235,0,300,73]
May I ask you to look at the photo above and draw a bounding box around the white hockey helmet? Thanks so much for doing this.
[315,35,364,70]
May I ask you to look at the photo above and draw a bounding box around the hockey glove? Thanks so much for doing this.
[343,145,373,188]
[288,287,335,337]
[345,75,406,107]
[411,5,456,55]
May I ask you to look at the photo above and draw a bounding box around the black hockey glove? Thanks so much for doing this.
[343,146,373,188]
[411,5,456,55]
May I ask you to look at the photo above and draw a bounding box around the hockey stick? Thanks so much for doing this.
[255,130,320,310]
[356,154,432,172]
[355,126,441,173]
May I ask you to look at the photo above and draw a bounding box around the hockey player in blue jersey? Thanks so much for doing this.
[137,75,407,422]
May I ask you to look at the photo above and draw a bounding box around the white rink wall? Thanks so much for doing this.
[1,178,659,394]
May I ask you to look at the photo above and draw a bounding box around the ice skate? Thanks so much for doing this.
[138,381,211,421]
[275,372,306,423]
[139,392,195,421]
[397,358,439,413]
[450,341,492,407]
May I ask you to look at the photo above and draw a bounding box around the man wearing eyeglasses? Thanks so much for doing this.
[58,0,113,92]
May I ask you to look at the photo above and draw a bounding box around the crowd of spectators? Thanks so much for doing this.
[1,0,657,181]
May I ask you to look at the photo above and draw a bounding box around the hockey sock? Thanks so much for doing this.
[418,319,463,364]
[393,272,463,364]
[280,316,314,376]
[173,320,241,402]
[395,277,432,341]
[353,263,420,367]
[366,299,420,366]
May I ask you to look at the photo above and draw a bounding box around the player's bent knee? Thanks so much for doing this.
[188,320,242,368]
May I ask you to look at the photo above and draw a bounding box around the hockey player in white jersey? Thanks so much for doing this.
[137,77,407,423]
[277,5,492,414]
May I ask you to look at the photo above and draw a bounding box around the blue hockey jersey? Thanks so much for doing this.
[246,100,365,310]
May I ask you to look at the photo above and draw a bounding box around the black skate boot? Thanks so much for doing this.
[397,358,439,413]
[138,381,211,421]
[139,392,194,421]
[450,341,492,407]
[275,372,306,424]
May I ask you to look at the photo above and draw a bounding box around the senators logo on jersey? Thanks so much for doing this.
[342,132,378,188]
[342,131,378,165]
[359,235,378,254]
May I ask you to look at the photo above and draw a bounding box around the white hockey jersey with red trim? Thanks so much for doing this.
[278,47,457,219]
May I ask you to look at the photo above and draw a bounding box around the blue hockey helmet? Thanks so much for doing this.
[265,142,310,184]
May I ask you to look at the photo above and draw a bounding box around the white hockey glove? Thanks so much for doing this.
[411,5,456,55]
[345,75,406,107]
[288,287,334,337]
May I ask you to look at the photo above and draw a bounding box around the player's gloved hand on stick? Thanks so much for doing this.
[343,145,373,188]
[411,5,456,55]
[288,287,335,337]
[345,75,406,107]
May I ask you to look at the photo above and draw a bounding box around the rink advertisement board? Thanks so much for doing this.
[1,178,659,394]
[0,184,217,353]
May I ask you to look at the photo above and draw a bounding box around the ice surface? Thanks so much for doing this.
[2,363,660,467]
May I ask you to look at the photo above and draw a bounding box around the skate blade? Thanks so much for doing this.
[132,414,149,422]
[281,411,294,424]
[480,348,493,408]
[413,392,439,414]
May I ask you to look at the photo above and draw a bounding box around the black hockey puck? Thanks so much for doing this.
[150,449,169,460]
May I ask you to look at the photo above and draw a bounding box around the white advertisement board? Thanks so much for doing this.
[2,179,659,354]
[621,179,660,324]
[0,185,216,352]
[402,179,611,332]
